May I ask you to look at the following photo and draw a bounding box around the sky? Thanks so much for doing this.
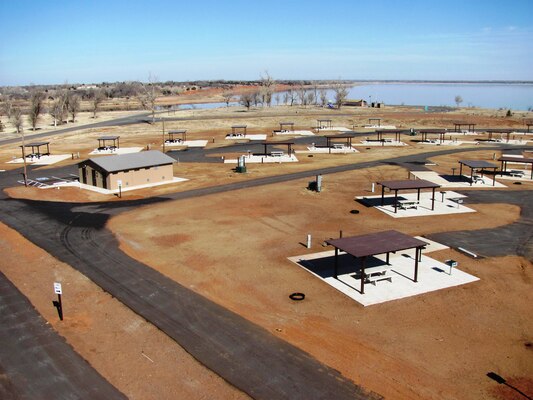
[1,0,532,85]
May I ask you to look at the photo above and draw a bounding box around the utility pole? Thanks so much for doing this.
[162,118,165,152]
[21,128,28,187]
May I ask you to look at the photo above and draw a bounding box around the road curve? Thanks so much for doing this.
[0,271,127,399]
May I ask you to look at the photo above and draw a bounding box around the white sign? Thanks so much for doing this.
[117,180,122,187]
[54,282,62,295]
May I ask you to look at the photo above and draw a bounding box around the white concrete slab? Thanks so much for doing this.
[300,146,359,154]
[356,191,475,218]
[362,125,397,129]
[225,134,267,141]
[88,147,143,155]
[413,236,449,253]
[224,154,298,164]
[62,176,188,194]
[274,130,315,136]
[357,140,407,147]
[315,127,351,132]
[497,170,533,182]
[7,154,72,165]
[409,171,507,188]
[288,249,479,306]
[420,140,476,146]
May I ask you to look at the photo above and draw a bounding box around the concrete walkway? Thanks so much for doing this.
[0,271,127,400]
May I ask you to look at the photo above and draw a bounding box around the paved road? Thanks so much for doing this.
[0,271,127,400]
[0,143,531,399]
[428,190,533,260]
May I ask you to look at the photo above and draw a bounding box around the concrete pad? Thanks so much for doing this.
[356,191,475,218]
[410,171,507,188]
[497,170,533,182]
[413,236,449,253]
[88,147,144,155]
[62,177,188,194]
[315,127,351,132]
[224,154,298,164]
[357,140,407,147]
[449,131,478,135]
[275,130,315,136]
[362,125,397,129]
[420,140,476,146]
[7,154,72,165]
[225,134,267,141]
[300,146,359,154]
[288,249,479,306]
[183,140,208,148]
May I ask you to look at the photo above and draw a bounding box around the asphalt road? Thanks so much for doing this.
[429,190,533,260]
[0,271,127,400]
[0,139,531,399]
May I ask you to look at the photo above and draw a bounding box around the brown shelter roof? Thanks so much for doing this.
[326,230,427,259]
[459,160,498,169]
[498,156,533,164]
[377,179,441,190]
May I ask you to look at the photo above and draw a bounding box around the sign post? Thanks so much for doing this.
[53,282,63,321]
[117,180,122,198]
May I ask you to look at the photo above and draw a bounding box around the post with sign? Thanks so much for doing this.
[117,180,122,198]
[52,282,63,321]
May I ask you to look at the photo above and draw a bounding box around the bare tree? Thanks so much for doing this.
[297,87,307,107]
[49,97,66,127]
[333,83,349,109]
[222,92,234,107]
[306,91,316,106]
[28,91,45,130]
[319,89,328,107]
[274,93,280,106]
[252,91,261,107]
[137,74,160,123]
[10,107,24,134]
[455,95,463,107]
[90,89,106,118]
[239,92,254,110]
[260,71,275,107]
[67,93,81,122]
[286,89,296,106]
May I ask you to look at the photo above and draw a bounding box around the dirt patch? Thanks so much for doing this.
[108,165,533,399]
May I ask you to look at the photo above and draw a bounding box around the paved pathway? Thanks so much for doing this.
[0,271,127,399]
[429,190,533,260]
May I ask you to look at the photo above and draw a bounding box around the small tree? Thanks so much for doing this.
[28,91,45,130]
[10,107,24,134]
[455,95,463,107]
[67,93,81,122]
[333,83,349,109]
[260,71,275,107]
[274,93,280,106]
[137,74,160,123]
[240,92,254,110]
[319,89,328,107]
[90,89,105,118]
[297,86,307,107]
[222,92,234,107]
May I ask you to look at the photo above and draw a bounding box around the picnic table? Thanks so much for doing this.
[398,199,419,210]
[362,265,393,285]
[270,150,284,157]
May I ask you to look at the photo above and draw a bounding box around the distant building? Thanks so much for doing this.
[342,99,368,107]
[78,150,175,190]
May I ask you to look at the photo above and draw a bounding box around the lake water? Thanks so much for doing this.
[166,83,533,111]
[274,83,533,111]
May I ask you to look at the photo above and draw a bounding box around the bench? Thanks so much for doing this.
[472,175,485,184]
[363,267,393,285]
[509,170,525,177]
[271,151,284,157]
[398,200,419,210]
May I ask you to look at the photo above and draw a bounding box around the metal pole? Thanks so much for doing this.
[57,294,63,321]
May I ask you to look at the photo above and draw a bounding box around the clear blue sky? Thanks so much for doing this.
[1,0,532,85]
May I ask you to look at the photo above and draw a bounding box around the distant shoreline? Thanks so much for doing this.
[348,80,533,85]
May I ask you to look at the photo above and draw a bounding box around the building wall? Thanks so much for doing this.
[79,164,107,188]
[107,164,173,190]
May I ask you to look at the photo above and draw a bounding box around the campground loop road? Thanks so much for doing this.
[0,137,531,398]
[0,271,127,400]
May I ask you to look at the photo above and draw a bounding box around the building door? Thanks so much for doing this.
[91,169,97,186]
[102,174,107,189]
[81,167,87,184]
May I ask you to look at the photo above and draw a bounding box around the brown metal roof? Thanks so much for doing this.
[23,141,49,147]
[97,135,119,140]
[459,160,498,169]
[168,129,187,134]
[377,179,441,190]
[498,156,533,164]
[232,124,247,128]
[326,230,427,258]
[279,121,294,125]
